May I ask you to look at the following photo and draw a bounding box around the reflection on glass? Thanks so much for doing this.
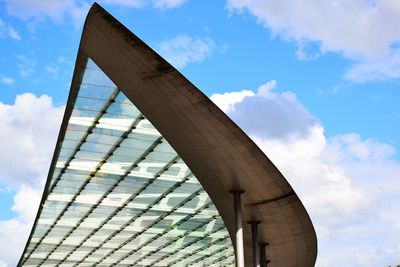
[21,58,234,267]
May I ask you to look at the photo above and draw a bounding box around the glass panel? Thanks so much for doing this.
[20,58,234,267]
[78,84,116,100]
[81,65,115,88]
[105,100,140,118]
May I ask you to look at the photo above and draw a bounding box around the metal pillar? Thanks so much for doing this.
[248,221,261,267]
[259,242,270,267]
[230,190,245,267]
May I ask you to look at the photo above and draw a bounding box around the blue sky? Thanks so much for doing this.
[0,0,399,266]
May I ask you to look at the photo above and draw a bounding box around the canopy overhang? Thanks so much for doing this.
[19,3,317,267]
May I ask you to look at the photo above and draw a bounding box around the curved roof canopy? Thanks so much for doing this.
[19,3,317,267]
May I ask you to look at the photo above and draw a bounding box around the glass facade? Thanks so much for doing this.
[20,58,234,267]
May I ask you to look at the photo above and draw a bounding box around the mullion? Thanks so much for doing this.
[75,97,110,113]
[74,108,137,119]
[93,118,137,127]
[76,136,157,148]
[208,253,235,266]
[74,95,116,102]
[149,225,227,266]
[79,82,116,89]
[35,112,144,266]
[51,137,165,266]
[62,128,87,134]
[48,87,119,195]
[110,194,212,266]
[202,250,235,267]
[168,230,229,265]
[72,107,106,114]
[87,171,194,266]
[93,122,132,130]
[208,257,235,267]
[72,119,134,129]
[21,87,120,265]
[131,215,219,267]
[191,244,232,266]
[79,93,142,105]
[69,154,180,267]
[179,238,231,267]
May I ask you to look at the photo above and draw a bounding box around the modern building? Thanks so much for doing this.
[18,3,317,267]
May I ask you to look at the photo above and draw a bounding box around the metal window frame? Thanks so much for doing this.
[18,3,317,267]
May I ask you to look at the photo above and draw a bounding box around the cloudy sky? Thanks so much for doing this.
[0,0,399,266]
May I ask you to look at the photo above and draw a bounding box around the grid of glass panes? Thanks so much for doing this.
[20,58,234,267]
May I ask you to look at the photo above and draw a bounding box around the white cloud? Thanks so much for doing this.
[45,65,59,76]
[211,81,400,266]
[100,0,186,9]
[2,0,186,24]
[211,89,254,113]
[2,0,90,26]
[0,93,63,266]
[1,88,397,266]
[0,93,64,187]
[344,52,400,82]
[0,76,15,85]
[153,0,186,9]
[226,0,400,82]
[12,184,42,222]
[99,0,144,8]
[16,55,36,77]
[0,218,33,266]
[0,18,21,40]
[212,80,318,140]
[0,184,42,266]
[157,35,216,69]
[6,27,21,40]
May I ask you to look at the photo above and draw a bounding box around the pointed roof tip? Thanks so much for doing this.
[88,1,105,15]
[84,2,110,28]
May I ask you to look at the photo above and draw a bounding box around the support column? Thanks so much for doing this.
[259,242,270,267]
[248,221,261,267]
[230,190,245,267]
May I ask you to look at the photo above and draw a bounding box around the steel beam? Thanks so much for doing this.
[230,190,245,267]
[259,242,270,267]
[248,221,261,267]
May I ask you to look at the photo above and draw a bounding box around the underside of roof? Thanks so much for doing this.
[19,3,317,267]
